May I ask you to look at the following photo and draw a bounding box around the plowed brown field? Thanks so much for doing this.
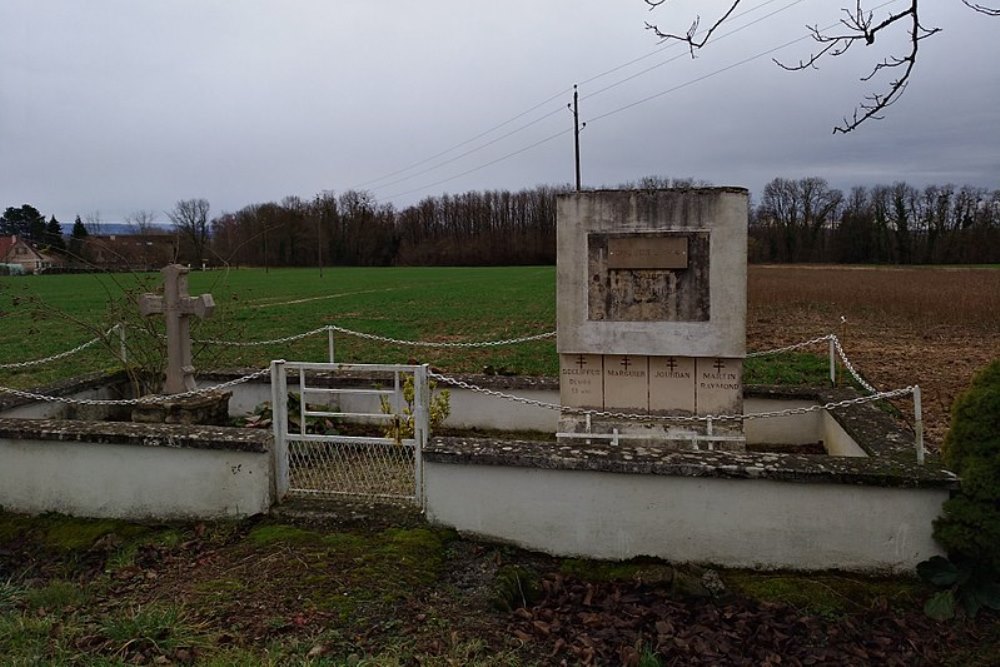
[748,265,1000,448]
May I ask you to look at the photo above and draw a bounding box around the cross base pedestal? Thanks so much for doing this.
[131,390,232,426]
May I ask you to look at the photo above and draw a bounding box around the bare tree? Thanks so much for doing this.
[644,0,999,133]
[124,209,159,234]
[167,198,210,265]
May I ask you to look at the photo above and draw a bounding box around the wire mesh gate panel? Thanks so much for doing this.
[270,361,429,506]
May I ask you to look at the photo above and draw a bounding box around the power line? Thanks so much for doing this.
[355,0,810,192]
[381,128,572,201]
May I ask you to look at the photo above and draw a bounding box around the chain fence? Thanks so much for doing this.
[0,325,121,370]
[0,367,270,406]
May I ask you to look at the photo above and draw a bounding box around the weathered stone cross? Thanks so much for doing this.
[138,264,215,394]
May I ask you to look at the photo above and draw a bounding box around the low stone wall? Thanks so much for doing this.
[424,389,957,572]
[0,418,273,520]
[424,436,956,572]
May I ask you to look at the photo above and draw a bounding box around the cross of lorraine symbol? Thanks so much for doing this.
[575,354,587,370]
[620,355,632,371]
[665,357,678,372]
[138,264,215,394]
[714,358,726,373]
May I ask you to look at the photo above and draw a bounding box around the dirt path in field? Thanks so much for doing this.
[748,265,1000,449]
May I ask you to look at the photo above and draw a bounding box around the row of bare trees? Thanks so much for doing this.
[208,186,567,268]
[180,177,1000,268]
[750,178,1000,264]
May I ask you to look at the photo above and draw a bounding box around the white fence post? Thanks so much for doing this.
[828,335,837,386]
[270,360,289,501]
[413,364,430,507]
[913,385,925,465]
[327,326,335,363]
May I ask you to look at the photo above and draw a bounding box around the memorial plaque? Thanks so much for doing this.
[587,232,710,323]
[649,356,695,413]
[695,357,743,416]
[604,354,649,411]
[608,236,688,269]
[559,354,604,408]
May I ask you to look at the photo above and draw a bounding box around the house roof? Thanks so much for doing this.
[0,235,19,261]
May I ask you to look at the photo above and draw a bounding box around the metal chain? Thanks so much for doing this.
[426,369,913,424]
[831,335,878,394]
[0,325,120,370]
[746,334,834,358]
[192,324,557,349]
[195,326,330,347]
[0,367,270,406]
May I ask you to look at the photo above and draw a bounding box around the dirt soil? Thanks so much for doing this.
[748,265,1000,449]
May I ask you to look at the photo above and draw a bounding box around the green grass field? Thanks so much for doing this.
[1,266,828,390]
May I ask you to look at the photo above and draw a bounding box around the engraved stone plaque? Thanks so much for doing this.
[604,354,649,411]
[559,354,604,408]
[587,232,710,323]
[608,236,688,269]
[695,357,743,416]
[649,356,695,413]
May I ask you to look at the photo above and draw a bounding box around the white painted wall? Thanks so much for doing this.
[0,437,272,520]
[425,462,946,572]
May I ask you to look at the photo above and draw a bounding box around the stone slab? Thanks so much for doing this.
[649,356,696,413]
[559,354,604,408]
[603,354,648,411]
[696,357,743,416]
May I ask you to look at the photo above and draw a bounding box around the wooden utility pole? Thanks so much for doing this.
[571,84,582,192]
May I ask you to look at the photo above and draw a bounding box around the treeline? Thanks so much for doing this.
[209,186,566,267]
[208,176,999,267]
[749,178,1000,264]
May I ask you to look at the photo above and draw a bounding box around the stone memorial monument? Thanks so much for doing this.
[556,188,748,450]
[132,264,230,425]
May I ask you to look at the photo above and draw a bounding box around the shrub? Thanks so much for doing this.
[922,358,1000,618]
[934,359,1000,572]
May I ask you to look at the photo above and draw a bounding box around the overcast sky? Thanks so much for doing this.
[1,0,997,225]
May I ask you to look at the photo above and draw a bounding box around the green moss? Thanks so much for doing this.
[247,524,323,546]
[560,557,662,582]
[745,352,830,386]
[726,572,921,617]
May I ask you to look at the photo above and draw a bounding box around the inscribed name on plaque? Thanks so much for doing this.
[604,354,649,411]
[649,356,695,413]
[559,354,604,408]
[695,358,743,416]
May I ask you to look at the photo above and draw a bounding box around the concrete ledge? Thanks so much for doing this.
[0,418,270,453]
[425,435,957,489]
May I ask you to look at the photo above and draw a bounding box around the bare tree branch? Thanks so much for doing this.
[962,0,1000,16]
[644,0,995,133]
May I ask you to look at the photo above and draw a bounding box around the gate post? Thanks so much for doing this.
[413,364,430,507]
[270,360,290,501]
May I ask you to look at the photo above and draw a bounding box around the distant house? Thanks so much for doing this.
[0,235,63,274]
[84,233,178,271]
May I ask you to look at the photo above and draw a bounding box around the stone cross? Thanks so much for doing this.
[138,264,215,394]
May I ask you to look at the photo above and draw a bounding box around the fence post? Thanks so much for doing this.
[118,323,128,364]
[913,385,925,465]
[270,360,289,501]
[828,335,837,386]
[413,364,430,507]
[327,326,335,363]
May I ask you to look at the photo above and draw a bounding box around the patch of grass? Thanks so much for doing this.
[101,604,212,657]
[745,352,831,386]
[24,579,88,610]
[726,571,923,617]
[0,580,23,611]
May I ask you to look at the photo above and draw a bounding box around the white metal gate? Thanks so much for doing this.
[269,360,429,506]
